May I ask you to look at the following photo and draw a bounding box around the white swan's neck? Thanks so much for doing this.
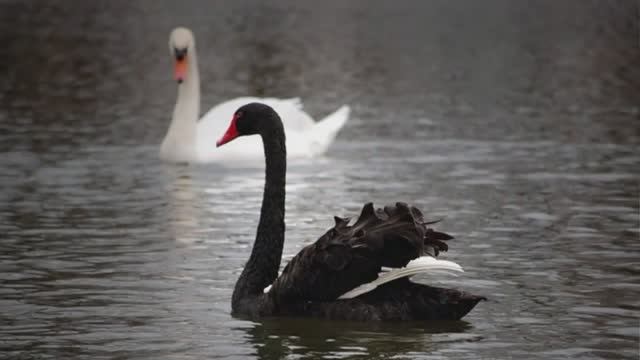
[160,50,200,162]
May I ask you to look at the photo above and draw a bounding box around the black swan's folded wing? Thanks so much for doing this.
[266,202,454,305]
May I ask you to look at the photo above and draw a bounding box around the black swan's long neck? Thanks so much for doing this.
[232,123,286,309]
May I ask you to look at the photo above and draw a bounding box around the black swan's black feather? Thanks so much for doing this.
[267,202,453,304]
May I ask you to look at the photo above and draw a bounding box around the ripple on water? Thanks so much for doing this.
[1,2,639,358]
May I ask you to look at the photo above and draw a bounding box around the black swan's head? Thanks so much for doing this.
[216,103,281,147]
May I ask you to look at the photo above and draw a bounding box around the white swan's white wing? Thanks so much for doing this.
[195,97,350,161]
[307,105,350,156]
[198,97,314,138]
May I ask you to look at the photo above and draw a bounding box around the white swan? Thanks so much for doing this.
[160,27,350,163]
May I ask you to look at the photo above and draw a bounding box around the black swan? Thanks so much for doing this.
[216,103,484,321]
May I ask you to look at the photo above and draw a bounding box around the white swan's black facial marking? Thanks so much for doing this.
[173,48,188,84]
[174,47,188,61]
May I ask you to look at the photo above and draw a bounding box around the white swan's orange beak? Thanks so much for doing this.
[216,115,239,147]
[174,58,187,83]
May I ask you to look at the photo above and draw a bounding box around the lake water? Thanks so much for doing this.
[0,1,638,359]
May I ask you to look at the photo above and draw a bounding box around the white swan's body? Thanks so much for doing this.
[262,256,463,299]
[161,28,350,163]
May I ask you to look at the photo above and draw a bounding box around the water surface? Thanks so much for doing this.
[0,1,639,359]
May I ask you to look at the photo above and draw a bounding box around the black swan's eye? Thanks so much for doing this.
[235,111,243,119]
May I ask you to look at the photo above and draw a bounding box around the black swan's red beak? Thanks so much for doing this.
[216,114,239,147]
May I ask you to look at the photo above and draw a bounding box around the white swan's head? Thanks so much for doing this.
[168,27,195,84]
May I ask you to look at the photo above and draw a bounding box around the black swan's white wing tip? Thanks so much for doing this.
[337,256,464,299]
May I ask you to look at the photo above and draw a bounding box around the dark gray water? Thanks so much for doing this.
[1,1,639,359]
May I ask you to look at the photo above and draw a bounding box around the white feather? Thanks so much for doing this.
[263,256,463,297]
[337,256,464,299]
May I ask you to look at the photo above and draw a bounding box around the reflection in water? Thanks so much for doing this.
[243,318,475,359]
[164,170,200,243]
[0,1,639,359]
